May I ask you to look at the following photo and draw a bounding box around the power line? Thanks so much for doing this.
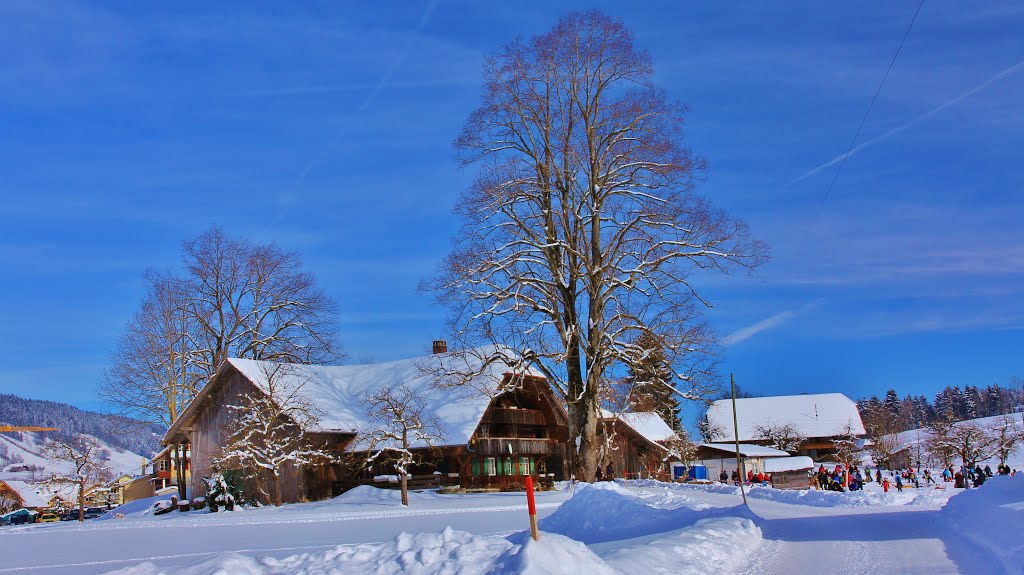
[805,0,926,238]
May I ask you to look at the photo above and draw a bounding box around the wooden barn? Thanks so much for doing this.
[162,345,569,503]
[597,411,680,481]
[765,456,815,489]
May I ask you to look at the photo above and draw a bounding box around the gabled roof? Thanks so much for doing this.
[706,393,865,442]
[601,411,678,447]
[699,443,791,458]
[0,481,49,508]
[764,455,815,473]
[168,345,547,448]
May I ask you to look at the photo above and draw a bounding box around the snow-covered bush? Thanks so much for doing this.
[205,473,239,512]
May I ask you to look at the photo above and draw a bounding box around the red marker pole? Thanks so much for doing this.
[525,475,539,541]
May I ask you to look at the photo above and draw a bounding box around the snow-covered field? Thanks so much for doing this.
[0,477,1021,574]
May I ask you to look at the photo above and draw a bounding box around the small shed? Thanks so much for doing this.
[765,456,814,489]
[695,443,790,480]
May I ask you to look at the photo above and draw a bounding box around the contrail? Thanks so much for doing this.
[270,0,440,228]
[791,56,1024,186]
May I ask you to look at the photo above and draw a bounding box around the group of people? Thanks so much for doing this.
[717,468,772,486]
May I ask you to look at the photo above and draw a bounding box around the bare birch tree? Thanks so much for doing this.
[214,363,334,507]
[360,383,444,507]
[44,435,113,522]
[429,10,766,481]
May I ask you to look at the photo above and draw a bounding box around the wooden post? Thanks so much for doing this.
[731,374,748,506]
[525,475,539,541]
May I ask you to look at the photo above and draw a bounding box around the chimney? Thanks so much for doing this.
[432,340,448,354]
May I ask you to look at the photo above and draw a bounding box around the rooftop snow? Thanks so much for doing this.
[601,411,677,446]
[700,443,791,458]
[764,456,815,473]
[706,393,865,442]
[1,480,51,508]
[227,345,541,448]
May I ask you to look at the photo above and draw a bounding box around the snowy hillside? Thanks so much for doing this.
[888,412,1024,470]
[0,430,147,482]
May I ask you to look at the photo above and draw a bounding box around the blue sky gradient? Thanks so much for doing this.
[1,1,1021,416]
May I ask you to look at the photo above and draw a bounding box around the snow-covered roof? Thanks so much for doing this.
[601,411,678,447]
[1,481,51,508]
[699,443,791,458]
[764,456,815,473]
[706,393,865,442]
[226,345,543,448]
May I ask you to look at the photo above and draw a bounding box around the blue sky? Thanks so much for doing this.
[1,1,1021,416]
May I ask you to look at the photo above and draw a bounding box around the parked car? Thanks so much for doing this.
[36,513,60,523]
[84,507,106,519]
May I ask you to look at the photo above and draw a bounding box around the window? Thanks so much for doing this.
[485,457,496,477]
[479,424,490,437]
[504,457,513,476]
[521,457,531,475]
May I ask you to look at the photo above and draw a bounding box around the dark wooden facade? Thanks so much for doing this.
[596,419,669,481]
[165,364,569,503]
[164,363,355,504]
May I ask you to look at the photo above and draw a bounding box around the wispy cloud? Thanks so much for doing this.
[791,57,1024,185]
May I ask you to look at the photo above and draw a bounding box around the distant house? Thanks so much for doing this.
[694,443,791,480]
[162,345,569,502]
[597,411,681,480]
[705,393,866,460]
[0,480,50,511]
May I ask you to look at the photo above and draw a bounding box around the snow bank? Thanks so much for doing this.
[535,482,743,544]
[939,475,1024,573]
[494,532,617,575]
[104,527,511,575]
[602,517,762,575]
[629,479,951,508]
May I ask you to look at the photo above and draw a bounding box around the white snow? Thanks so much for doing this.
[763,456,814,473]
[601,411,678,445]
[2,475,1022,574]
[700,443,791,457]
[226,345,540,447]
[706,393,866,442]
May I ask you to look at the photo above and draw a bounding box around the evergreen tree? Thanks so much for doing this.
[625,332,683,432]
[964,386,982,419]
[883,389,901,416]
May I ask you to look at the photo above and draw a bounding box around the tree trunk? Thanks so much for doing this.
[78,480,85,522]
[174,444,187,501]
[274,473,283,507]
[400,473,409,506]
[569,386,600,482]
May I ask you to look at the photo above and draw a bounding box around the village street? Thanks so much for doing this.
[0,481,992,575]
[0,490,571,574]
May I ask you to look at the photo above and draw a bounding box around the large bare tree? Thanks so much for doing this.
[430,11,766,479]
[101,227,342,498]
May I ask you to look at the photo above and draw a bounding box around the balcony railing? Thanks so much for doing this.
[487,408,545,426]
[473,437,561,455]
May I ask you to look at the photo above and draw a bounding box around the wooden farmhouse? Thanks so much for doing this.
[705,393,866,460]
[162,345,569,503]
[597,411,681,481]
